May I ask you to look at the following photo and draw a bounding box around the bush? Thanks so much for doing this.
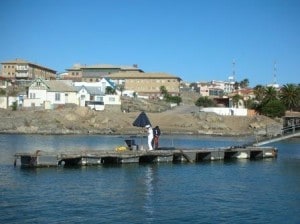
[165,95,182,105]
[0,89,6,96]
[195,96,216,107]
[11,101,18,111]
[261,99,285,118]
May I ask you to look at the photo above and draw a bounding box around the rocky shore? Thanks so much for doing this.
[0,104,282,137]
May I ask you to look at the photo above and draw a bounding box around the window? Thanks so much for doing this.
[96,96,103,101]
[30,93,36,99]
[55,93,60,101]
[109,97,115,102]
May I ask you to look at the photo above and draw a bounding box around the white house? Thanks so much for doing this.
[24,78,77,108]
[75,86,105,106]
[74,77,116,94]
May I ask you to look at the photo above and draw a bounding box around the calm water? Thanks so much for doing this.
[0,134,300,223]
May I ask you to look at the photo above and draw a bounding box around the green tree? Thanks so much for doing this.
[160,86,182,105]
[234,81,239,90]
[261,99,285,118]
[280,84,300,111]
[160,86,168,97]
[253,85,266,102]
[232,94,243,108]
[0,89,6,96]
[117,84,125,96]
[195,96,215,107]
[167,96,182,105]
[11,101,18,111]
[263,86,278,104]
[105,86,116,94]
[240,78,249,88]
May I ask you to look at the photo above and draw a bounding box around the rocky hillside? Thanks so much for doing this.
[0,101,282,137]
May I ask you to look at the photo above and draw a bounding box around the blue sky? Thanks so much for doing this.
[0,0,299,87]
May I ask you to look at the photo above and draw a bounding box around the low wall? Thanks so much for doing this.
[200,107,248,116]
[0,96,18,109]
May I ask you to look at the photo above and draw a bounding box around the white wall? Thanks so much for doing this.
[23,98,44,107]
[200,107,248,116]
[28,89,47,101]
[65,92,78,105]
[104,95,121,105]
[46,92,65,105]
[0,96,18,109]
[77,88,90,106]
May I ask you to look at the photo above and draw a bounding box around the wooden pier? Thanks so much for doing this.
[14,146,278,168]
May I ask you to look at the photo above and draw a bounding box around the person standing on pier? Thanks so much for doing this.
[153,126,161,149]
[145,124,153,150]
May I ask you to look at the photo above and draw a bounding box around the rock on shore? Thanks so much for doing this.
[0,105,282,137]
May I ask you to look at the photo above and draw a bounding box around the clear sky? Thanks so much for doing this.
[0,0,299,87]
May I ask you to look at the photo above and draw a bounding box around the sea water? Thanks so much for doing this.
[0,134,299,223]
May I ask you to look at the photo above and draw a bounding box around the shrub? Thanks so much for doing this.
[261,99,285,118]
[11,101,18,111]
[195,96,215,107]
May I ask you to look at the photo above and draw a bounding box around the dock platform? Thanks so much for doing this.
[14,146,278,168]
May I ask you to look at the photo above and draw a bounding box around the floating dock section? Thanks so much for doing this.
[14,146,278,168]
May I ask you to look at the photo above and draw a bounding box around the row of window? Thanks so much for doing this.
[4,72,15,76]
[30,93,116,103]
[29,92,61,101]
[3,65,15,69]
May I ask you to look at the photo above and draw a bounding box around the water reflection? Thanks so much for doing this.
[143,166,154,220]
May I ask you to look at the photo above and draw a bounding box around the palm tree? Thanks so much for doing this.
[280,84,300,111]
[253,85,265,102]
[233,81,239,90]
[232,94,243,108]
[263,86,278,104]
[240,78,249,88]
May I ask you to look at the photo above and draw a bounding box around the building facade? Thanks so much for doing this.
[109,71,181,98]
[0,59,56,80]
[64,64,143,82]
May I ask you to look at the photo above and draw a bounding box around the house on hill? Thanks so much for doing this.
[74,77,121,110]
[74,77,116,94]
[24,78,77,108]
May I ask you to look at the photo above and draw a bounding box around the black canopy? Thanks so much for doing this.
[133,111,151,128]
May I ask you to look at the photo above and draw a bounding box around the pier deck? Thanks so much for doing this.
[14,146,278,168]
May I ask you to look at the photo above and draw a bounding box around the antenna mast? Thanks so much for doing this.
[273,61,277,85]
[232,59,236,82]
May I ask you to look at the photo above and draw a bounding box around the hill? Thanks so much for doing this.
[0,100,282,137]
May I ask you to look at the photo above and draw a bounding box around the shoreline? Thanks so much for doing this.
[0,129,256,138]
